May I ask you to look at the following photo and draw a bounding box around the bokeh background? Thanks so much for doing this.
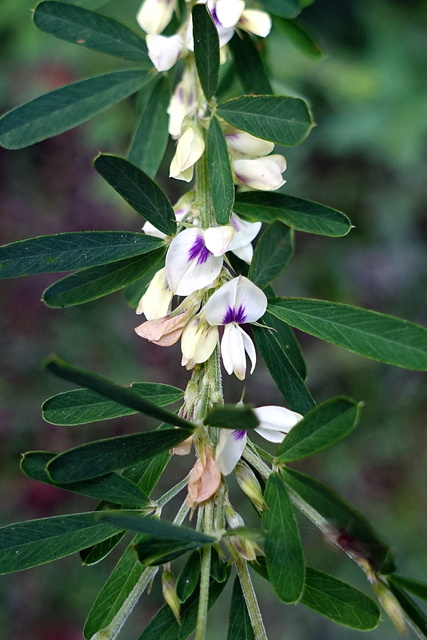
[0,0,426,638]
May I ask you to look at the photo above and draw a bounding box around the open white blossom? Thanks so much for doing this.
[216,405,303,474]
[204,276,267,379]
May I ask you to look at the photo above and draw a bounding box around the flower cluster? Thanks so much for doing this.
[137,0,272,72]
[133,0,299,494]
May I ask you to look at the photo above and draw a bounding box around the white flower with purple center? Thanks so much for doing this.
[165,227,224,296]
[215,405,303,475]
[204,276,267,380]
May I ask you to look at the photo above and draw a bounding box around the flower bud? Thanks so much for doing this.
[167,68,197,138]
[147,34,183,72]
[137,0,176,35]
[233,154,287,191]
[136,268,173,320]
[238,10,272,38]
[181,316,219,369]
[234,461,266,513]
[372,581,407,635]
[170,125,205,182]
[162,570,181,623]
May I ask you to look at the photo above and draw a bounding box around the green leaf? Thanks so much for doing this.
[388,581,427,637]
[42,382,184,426]
[234,192,352,237]
[59,0,106,8]
[207,116,235,225]
[302,567,380,629]
[20,451,149,506]
[268,298,427,371]
[95,154,176,236]
[192,4,220,101]
[217,95,313,146]
[0,69,151,149]
[133,536,203,566]
[262,308,306,379]
[277,397,361,462]
[281,467,395,573]
[43,355,194,429]
[263,472,305,603]
[47,427,193,483]
[128,76,170,177]
[248,222,293,289]
[275,17,324,58]
[33,1,151,64]
[204,404,259,430]
[229,31,272,94]
[100,512,215,545]
[80,530,126,565]
[42,249,165,307]
[83,545,147,638]
[0,231,162,278]
[250,560,380,630]
[388,575,427,602]
[78,449,171,564]
[227,578,255,640]
[176,551,201,602]
[210,546,228,582]
[0,513,121,574]
[137,572,230,640]
[252,324,315,414]
[258,0,302,18]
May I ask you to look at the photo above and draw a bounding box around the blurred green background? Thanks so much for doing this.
[0,0,426,639]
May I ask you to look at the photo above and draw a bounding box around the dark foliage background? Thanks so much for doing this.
[0,0,426,638]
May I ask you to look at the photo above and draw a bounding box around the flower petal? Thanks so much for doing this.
[225,130,274,158]
[147,34,183,71]
[166,228,223,295]
[169,126,205,181]
[229,215,262,250]
[254,405,303,442]
[215,428,247,475]
[240,326,257,374]
[221,323,247,379]
[136,0,176,34]
[204,225,235,256]
[205,276,267,325]
[238,10,272,38]
[136,267,173,319]
[233,154,287,191]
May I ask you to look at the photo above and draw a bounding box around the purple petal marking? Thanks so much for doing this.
[233,430,246,440]
[188,234,212,265]
[222,304,247,325]
[209,7,221,27]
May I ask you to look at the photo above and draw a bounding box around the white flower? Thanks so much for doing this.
[169,125,205,182]
[137,0,176,35]
[181,315,219,368]
[204,225,235,256]
[165,227,223,296]
[238,10,272,38]
[225,130,274,158]
[136,268,173,320]
[204,276,267,379]
[233,154,287,191]
[216,405,303,475]
[185,0,245,50]
[146,34,183,72]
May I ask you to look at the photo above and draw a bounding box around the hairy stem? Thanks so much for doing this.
[235,557,269,640]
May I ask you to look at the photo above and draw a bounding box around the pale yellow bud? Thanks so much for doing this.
[234,461,266,513]
[162,570,181,623]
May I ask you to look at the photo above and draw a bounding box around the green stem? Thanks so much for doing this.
[157,472,190,508]
[196,134,215,229]
[235,557,269,640]
[195,502,214,640]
